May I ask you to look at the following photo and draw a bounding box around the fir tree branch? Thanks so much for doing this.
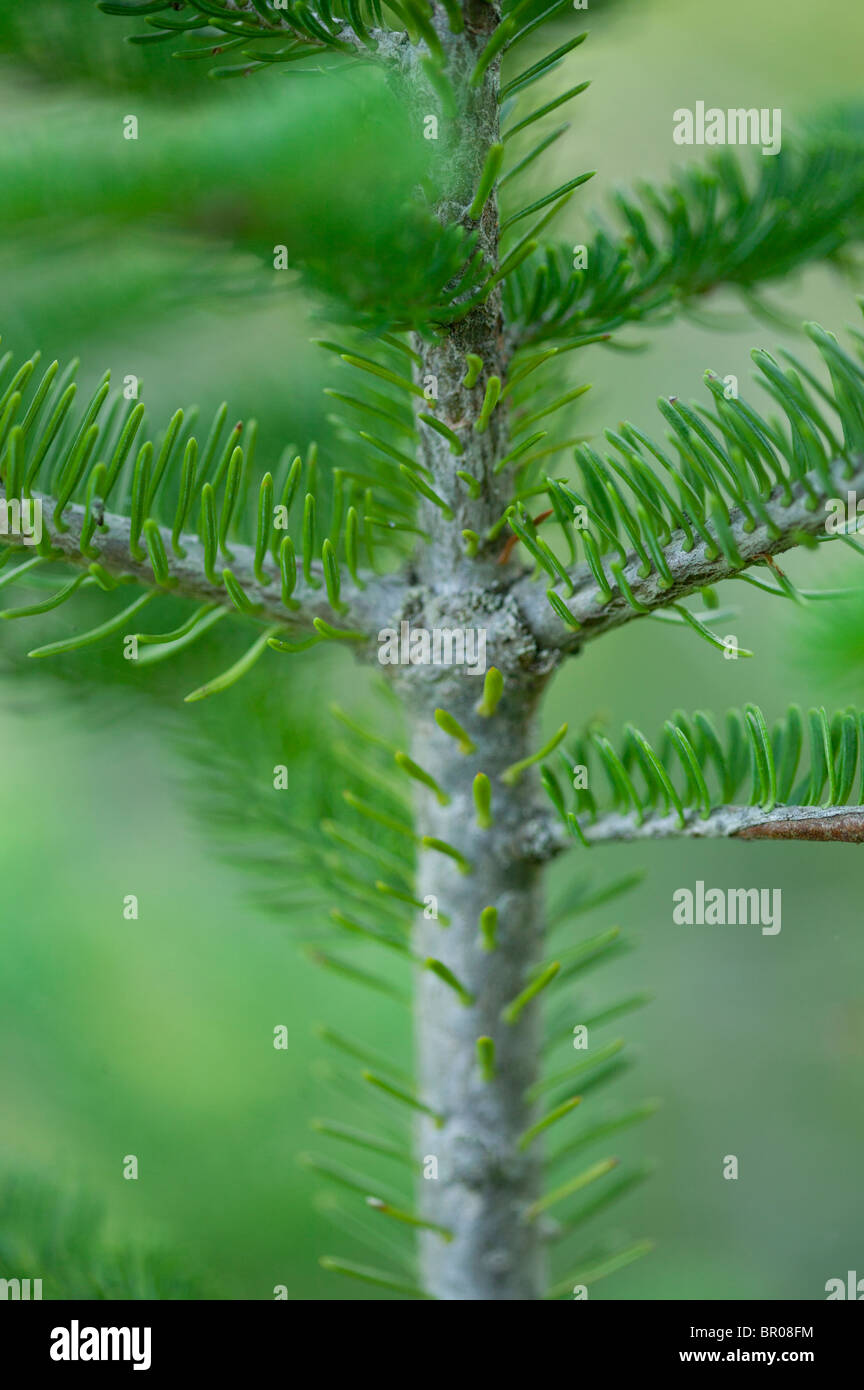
[508,315,864,651]
[0,487,398,639]
[98,0,401,63]
[506,137,864,348]
[532,802,864,853]
[0,342,413,655]
[513,451,864,652]
[530,700,864,852]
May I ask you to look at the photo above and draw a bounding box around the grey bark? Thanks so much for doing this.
[388,3,558,1301]
[526,802,864,857]
[404,667,549,1300]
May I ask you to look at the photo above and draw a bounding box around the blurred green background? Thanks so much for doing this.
[1,0,863,1300]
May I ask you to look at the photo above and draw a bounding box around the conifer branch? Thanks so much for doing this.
[507,137,864,349]
[514,451,864,652]
[509,317,864,652]
[98,0,402,64]
[536,802,864,853]
[0,487,397,639]
[532,701,864,851]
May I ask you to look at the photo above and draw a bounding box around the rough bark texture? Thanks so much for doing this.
[390,3,557,1300]
[407,670,548,1300]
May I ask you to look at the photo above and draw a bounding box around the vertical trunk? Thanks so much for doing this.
[390,3,554,1300]
[410,675,548,1300]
